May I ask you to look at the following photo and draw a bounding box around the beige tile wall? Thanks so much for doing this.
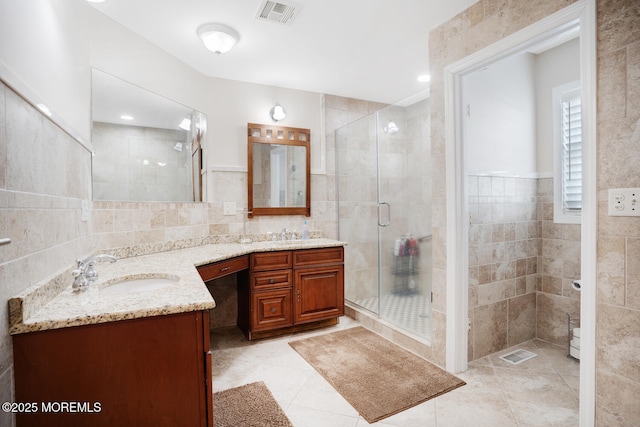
[468,175,539,359]
[537,177,581,347]
[0,81,93,427]
[595,1,640,425]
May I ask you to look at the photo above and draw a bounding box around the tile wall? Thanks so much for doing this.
[468,175,538,360]
[468,175,582,361]
[0,81,93,427]
[595,1,640,424]
[537,177,581,347]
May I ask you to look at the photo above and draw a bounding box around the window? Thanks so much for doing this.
[553,81,582,224]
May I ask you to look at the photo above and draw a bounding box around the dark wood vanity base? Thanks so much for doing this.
[13,311,213,427]
[198,246,344,341]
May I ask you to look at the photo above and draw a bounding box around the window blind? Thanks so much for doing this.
[561,93,582,211]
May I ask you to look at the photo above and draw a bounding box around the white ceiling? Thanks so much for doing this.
[89,0,478,104]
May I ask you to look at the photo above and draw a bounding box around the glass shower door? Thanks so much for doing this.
[336,113,381,315]
[337,99,432,340]
[376,104,432,338]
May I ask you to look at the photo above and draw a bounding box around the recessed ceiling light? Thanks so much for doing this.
[120,115,134,120]
[417,74,431,83]
[86,0,107,3]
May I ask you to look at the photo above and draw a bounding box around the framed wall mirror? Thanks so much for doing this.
[247,123,310,218]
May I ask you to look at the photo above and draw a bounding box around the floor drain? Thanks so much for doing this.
[499,349,537,365]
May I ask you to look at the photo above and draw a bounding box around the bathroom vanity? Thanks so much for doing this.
[12,310,213,426]
[8,238,344,426]
[197,246,344,340]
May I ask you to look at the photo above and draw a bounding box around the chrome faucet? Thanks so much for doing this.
[72,254,118,291]
[281,228,287,241]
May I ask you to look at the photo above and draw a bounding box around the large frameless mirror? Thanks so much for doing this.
[247,123,310,218]
[91,69,206,202]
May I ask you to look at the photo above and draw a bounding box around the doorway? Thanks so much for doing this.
[443,1,597,425]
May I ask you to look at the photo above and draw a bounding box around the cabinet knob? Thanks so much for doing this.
[270,307,276,313]
[269,278,275,284]
[220,267,230,272]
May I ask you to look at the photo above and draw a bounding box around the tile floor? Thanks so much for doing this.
[210,317,580,427]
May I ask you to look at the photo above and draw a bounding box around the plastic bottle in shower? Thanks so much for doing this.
[302,220,310,240]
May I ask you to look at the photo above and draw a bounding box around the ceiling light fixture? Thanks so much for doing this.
[270,103,286,122]
[120,115,134,121]
[417,74,431,83]
[197,24,239,54]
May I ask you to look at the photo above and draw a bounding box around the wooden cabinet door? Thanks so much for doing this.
[13,311,211,427]
[294,265,344,324]
[251,288,293,331]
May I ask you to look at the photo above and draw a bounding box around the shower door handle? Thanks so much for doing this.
[378,202,390,227]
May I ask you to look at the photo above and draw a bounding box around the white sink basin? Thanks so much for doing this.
[101,277,178,294]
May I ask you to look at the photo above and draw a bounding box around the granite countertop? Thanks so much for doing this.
[8,238,345,335]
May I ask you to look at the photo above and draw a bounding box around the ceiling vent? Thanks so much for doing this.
[255,0,300,25]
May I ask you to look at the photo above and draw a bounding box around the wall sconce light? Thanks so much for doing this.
[270,103,286,122]
[198,24,239,54]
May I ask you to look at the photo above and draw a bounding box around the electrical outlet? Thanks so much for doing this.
[608,188,640,217]
[81,199,89,222]
[223,202,237,216]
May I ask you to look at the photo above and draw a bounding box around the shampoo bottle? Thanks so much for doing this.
[302,220,310,240]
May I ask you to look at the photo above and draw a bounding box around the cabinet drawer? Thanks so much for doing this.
[250,251,292,272]
[293,247,344,268]
[251,289,293,331]
[197,255,249,282]
[251,269,292,290]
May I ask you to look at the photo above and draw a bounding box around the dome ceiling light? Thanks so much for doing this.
[197,24,239,54]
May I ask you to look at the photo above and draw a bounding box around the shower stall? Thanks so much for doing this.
[336,98,432,340]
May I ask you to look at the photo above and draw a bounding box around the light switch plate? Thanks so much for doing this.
[223,202,237,216]
[608,188,640,217]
